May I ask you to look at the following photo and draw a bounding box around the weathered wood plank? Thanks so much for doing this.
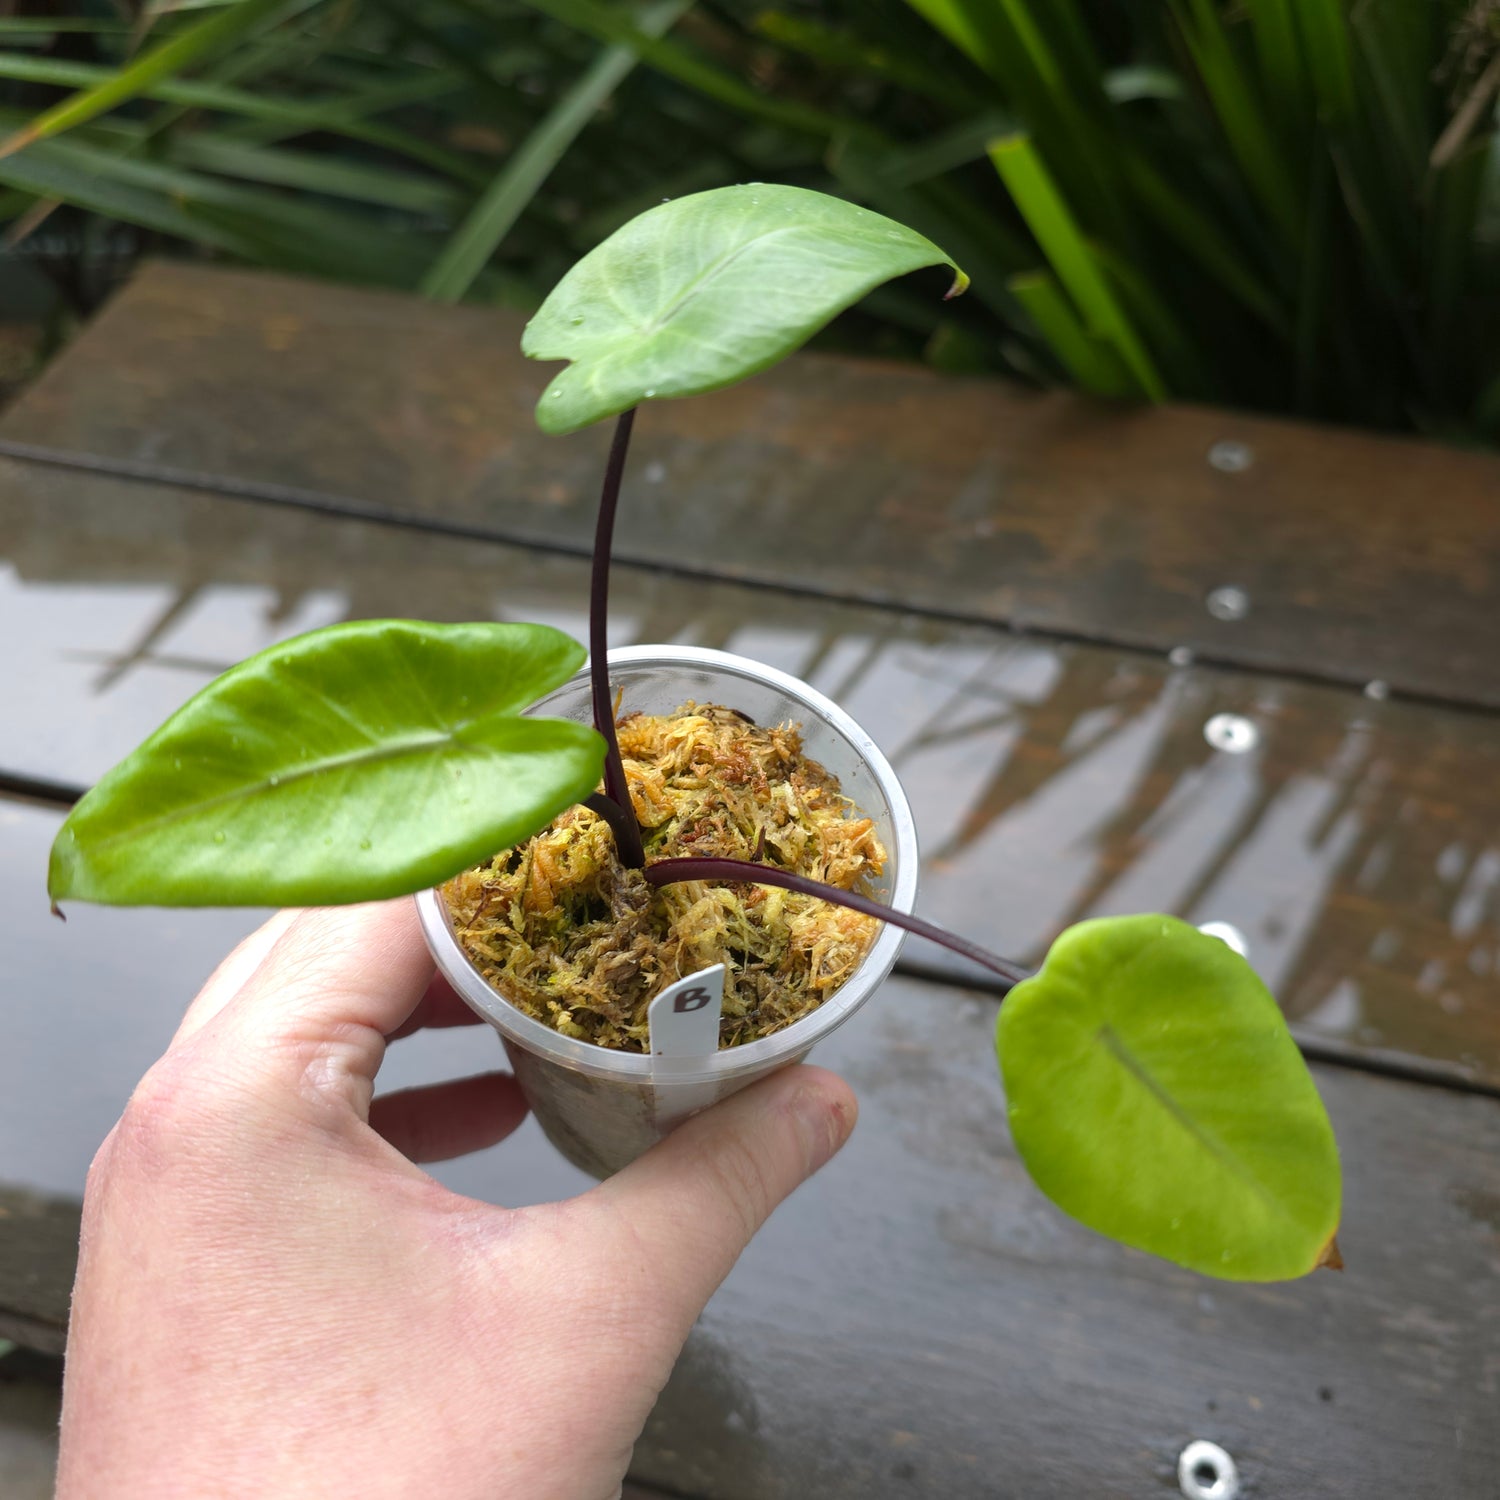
[3,261,1498,707]
[2,461,1497,1089]
[0,1188,79,1356]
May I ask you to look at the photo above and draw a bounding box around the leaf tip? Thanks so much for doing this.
[1316,1234,1344,1272]
[50,900,66,923]
[943,267,971,302]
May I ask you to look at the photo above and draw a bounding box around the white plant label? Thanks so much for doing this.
[648,963,725,1059]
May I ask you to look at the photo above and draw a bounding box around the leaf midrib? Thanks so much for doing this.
[638,223,802,336]
[81,716,531,856]
[1096,1021,1295,1226]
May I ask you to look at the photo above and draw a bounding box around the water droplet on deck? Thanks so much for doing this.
[1203,713,1258,754]
[1363,679,1390,701]
[1168,645,1194,667]
[644,461,666,484]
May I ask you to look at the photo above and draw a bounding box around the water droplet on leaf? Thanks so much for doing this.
[359,838,372,850]
[213,831,226,844]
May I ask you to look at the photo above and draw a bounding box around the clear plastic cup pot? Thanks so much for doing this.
[415,645,920,1178]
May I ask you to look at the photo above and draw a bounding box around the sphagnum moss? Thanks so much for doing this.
[442,702,886,1051]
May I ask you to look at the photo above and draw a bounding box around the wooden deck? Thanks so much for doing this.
[2,261,1498,1496]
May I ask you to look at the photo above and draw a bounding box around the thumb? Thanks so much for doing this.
[589,1065,856,1322]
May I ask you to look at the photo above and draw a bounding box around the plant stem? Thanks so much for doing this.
[644,857,1032,991]
[590,407,646,868]
[582,792,638,856]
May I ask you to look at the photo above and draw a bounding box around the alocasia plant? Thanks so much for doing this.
[46,184,1340,1282]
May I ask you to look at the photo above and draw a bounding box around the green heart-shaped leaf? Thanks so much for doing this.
[48,620,602,907]
[997,915,1341,1281]
[522,183,967,434]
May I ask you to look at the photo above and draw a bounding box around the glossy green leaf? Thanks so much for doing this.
[48,621,603,908]
[997,915,1341,1281]
[523,183,967,434]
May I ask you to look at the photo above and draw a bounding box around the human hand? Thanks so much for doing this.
[56,901,856,1500]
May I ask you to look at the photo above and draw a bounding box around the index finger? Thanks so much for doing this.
[187,899,437,1116]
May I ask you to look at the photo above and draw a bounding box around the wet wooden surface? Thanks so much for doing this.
[2,262,1499,708]
[3,460,1497,1091]
[1,261,1498,1498]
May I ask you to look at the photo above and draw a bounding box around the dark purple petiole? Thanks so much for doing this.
[644,857,1032,992]
[590,408,646,868]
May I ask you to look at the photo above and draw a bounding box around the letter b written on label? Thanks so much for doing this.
[648,964,726,1058]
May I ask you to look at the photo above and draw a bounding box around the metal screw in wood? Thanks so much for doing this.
[1203,713,1259,754]
[1178,1439,1240,1499]
[1208,440,1254,473]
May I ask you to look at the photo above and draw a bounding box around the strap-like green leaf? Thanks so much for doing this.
[997,915,1341,1281]
[0,0,291,156]
[48,621,603,908]
[522,183,967,434]
[420,0,692,304]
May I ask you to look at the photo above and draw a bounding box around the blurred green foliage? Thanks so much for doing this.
[1,0,1497,442]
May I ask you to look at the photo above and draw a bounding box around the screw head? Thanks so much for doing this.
[1208,440,1254,473]
[1204,713,1259,754]
[1197,921,1249,958]
[1206,586,1251,622]
[1178,1440,1240,1500]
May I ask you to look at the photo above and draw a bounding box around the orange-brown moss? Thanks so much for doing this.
[442,702,885,1051]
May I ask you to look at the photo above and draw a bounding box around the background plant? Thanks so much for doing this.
[1,0,1496,442]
